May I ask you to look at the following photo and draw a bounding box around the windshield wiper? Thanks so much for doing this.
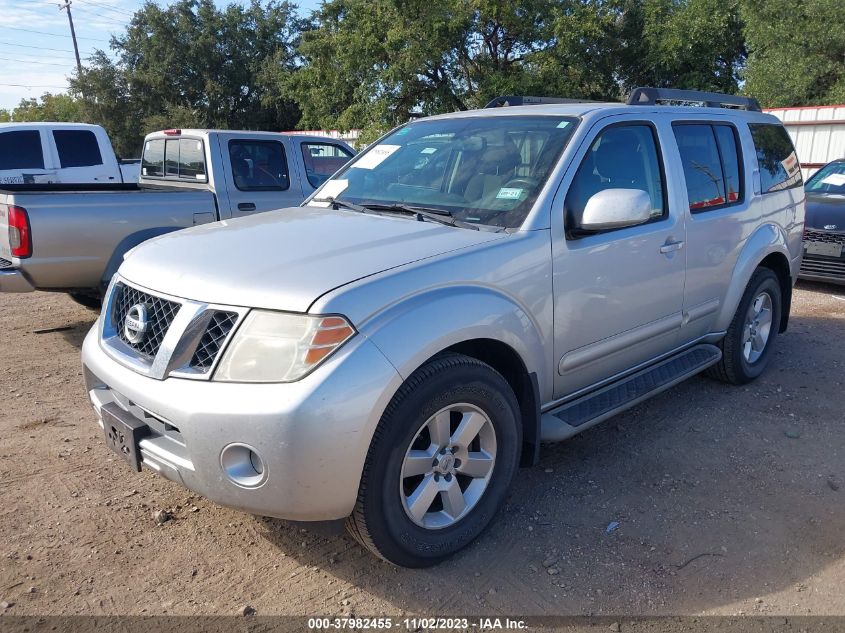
[322,197,374,214]
[362,203,479,231]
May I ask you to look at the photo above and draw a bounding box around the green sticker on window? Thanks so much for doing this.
[557,120,570,128]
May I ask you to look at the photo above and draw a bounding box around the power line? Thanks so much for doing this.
[74,0,136,19]
[0,83,70,89]
[0,56,77,67]
[0,39,95,55]
[0,24,110,42]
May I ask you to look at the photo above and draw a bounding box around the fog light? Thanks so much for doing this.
[220,443,266,488]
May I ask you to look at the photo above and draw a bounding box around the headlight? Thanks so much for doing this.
[214,311,355,383]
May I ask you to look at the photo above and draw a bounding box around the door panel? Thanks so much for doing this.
[222,136,303,216]
[551,119,687,399]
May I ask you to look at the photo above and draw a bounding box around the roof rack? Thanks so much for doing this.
[484,95,601,108]
[627,87,761,112]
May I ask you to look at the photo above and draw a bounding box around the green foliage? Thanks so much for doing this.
[290,0,746,136]
[0,93,84,124]
[742,0,845,107]
[70,0,304,157]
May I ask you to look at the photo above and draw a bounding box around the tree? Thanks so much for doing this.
[71,0,304,156]
[290,0,746,138]
[0,93,84,124]
[742,0,845,107]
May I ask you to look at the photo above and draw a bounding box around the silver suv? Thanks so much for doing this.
[82,88,805,567]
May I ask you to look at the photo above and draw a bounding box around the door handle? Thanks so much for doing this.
[659,240,685,254]
[238,202,257,212]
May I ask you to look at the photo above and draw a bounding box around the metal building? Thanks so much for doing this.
[764,105,845,180]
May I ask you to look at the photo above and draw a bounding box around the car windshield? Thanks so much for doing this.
[311,115,579,229]
[805,161,845,194]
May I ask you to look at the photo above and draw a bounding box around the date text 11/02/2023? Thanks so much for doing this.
[307,617,528,630]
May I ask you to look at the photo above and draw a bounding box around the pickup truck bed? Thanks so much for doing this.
[1,183,216,296]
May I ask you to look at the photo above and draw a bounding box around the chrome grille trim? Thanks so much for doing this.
[99,276,247,381]
[112,283,181,359]
[0,257,12,270]
[190,311,239,371]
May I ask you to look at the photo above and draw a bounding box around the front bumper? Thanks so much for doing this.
[82,323,403,521]
[0,268,35,292]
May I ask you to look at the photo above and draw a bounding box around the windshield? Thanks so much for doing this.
[311,115,579,229]
[806,161,845,194]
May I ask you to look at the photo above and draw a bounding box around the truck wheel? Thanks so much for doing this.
[346,353,521,567]
[68,292,102,311]
[707,267,782,385]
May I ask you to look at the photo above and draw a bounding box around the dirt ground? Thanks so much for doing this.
[0,283,843,618]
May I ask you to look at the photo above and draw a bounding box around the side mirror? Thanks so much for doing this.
[580,188,653,231]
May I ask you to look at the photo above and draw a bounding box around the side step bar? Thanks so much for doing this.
[540,344,722,442]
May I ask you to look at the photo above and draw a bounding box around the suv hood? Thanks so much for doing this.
[119,206,505,312]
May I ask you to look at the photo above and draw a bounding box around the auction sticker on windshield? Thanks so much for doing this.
[352,144,400,170]
[496,187,524,200]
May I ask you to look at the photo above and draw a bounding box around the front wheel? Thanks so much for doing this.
[707,267,782,384]
[346,353,521,567]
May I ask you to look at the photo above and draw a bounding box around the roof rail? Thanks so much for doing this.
[484,95,601,108]
[626,87,761,112]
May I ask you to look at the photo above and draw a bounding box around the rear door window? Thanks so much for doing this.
[52,130,102,168]
[673,123,743,211]
[749,123,802,193]
[300,142,354,187]
[0,130,44,170]
[229,140,289,191]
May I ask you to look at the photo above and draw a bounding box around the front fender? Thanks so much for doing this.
[716,222,791,332]
[359,284,550,396]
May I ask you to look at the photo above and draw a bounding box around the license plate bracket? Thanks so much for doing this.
[806,241,843,258]
[102,403,149,472]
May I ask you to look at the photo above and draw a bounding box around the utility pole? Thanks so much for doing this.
[58,1,83,77]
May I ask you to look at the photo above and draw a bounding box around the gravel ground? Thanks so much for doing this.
[0,283,843,617]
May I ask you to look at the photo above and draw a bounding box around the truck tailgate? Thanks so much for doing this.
[0,187,217,293]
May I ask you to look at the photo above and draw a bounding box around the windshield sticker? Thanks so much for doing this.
[394,127,411,136]
[496,187,524,200]
[821,173,845,187]
[421,147,437,154]
[352,144,401,170]
[557,120,571,128]
[311,179,349,206]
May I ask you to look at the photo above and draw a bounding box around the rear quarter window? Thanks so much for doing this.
[0,130,44,170]
[749,124,802,193]
[53,130,103,168]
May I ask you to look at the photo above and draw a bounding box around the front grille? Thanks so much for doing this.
[0,257,12,269]
[190,311,238,371]
[112,283,181,359]
[804,229,845,245]
[801,255,845,279]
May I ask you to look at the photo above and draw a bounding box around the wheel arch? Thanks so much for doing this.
[360,286,549,467]
[717,223,793,334]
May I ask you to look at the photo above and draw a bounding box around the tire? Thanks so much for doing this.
[346,353,521,567]
[707,267,782,385]
[68,291,102,311]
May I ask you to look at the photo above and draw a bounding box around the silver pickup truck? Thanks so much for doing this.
[0,129,354,306]
[82,88,805,567]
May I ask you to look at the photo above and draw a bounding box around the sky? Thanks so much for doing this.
[0,0,321,110]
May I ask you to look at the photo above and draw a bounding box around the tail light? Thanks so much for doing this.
[163,129,182,136]
[8,205,32,258]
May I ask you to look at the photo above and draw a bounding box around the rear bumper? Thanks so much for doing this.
[82,323,403,521]
[0,268,35,292]
[799,255,845,285]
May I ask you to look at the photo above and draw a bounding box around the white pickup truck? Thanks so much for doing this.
[0,128,355,306]
[0,122,140,185]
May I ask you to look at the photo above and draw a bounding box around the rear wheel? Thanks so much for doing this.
[707,268,782,384]
[346,353,521,567]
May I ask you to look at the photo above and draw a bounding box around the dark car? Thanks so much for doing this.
[799,159,845,285]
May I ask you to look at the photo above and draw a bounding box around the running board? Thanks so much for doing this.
[540,344,721,442]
